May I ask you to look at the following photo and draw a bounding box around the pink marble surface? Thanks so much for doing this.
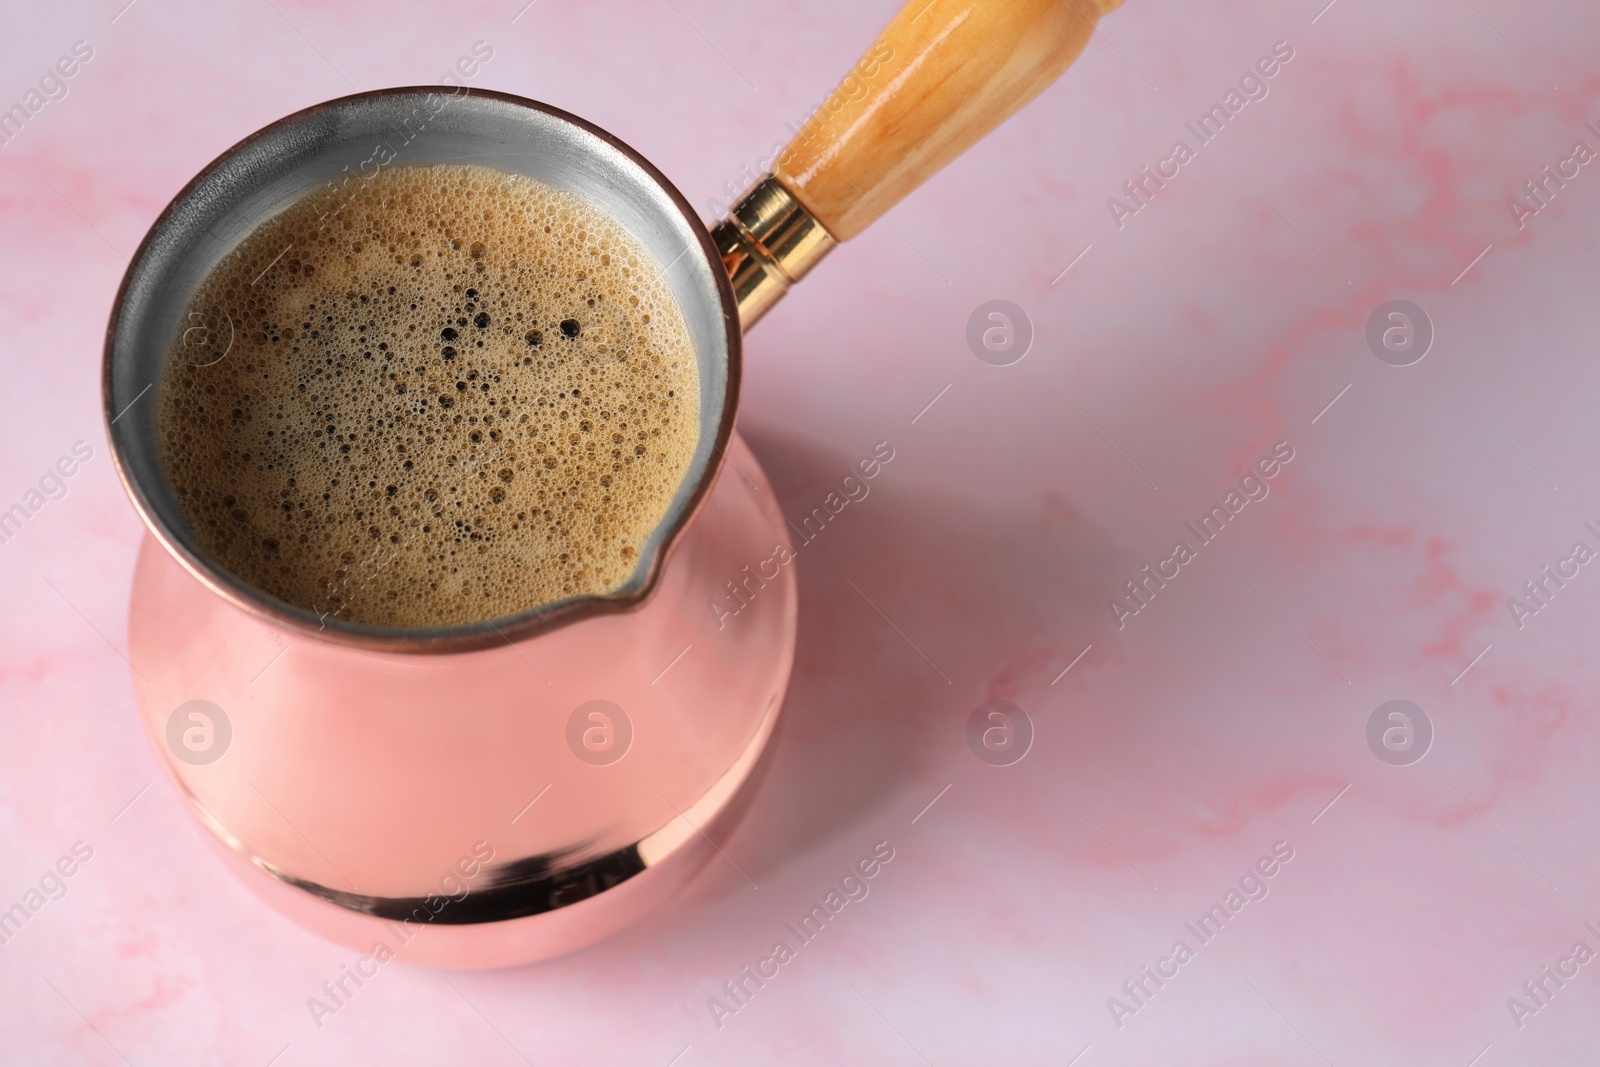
[4,0,1600,1062]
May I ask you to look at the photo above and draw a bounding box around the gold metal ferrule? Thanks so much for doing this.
[710,175,837,330]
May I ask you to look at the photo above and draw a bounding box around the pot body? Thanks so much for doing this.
[129,433,794,967]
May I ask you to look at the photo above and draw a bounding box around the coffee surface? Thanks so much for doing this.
[158,163,700,628]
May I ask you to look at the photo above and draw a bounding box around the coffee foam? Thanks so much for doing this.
[158,163,701,628]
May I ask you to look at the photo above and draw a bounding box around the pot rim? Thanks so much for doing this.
[102,86,743,655]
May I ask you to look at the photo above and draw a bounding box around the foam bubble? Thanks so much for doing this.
[157,163,701,628]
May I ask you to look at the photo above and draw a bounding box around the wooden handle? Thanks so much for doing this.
[773,0,1122,241]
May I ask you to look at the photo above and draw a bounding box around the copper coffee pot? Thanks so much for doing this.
[103,0,1120,967]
